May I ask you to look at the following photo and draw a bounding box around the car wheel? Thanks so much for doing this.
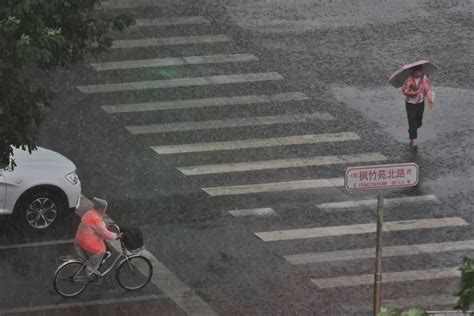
[17,191,66,230]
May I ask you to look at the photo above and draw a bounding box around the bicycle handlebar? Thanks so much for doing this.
[107,223,121,234]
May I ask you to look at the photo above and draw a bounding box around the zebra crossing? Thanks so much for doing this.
[285,240,474,264]
[151,132,361,154]
[312,267,460,289]
[228,208,277,218]
[77,72,284,93]
[80,9,470,313]
[203,178,345,196]
[91,53,259,71]
[125,112,335,134]
[110,35,232,49]
[131,16,211,28]
[98,0,177,10]
[255,217,467,242]
[101,92,310,113]
[177,152,386,176]
[317,194,440,211]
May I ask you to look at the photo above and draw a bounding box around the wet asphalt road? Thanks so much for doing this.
[1,0,474,315]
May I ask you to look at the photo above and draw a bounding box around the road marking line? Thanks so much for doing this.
[132,16,210,27]
[127,113,333,134]
[318,195,440,210]
[228,208,276,217]
[102,92,310,114]
[152,132,361,154]
[91,54,259,71]
[311,267,460,289]
[98,0,179,9]
[0,294,168,314]
[77,72,283,94]
[111,34,231,49]
[255,217,467,242]
[140,249,217,315]
[342,295,459,313]
[203,178,344,196]
[285,240,474,264]
[178,152,386,176]
[0,239,73,251]
[76,195,217,316]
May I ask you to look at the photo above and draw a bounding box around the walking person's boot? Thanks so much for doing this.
[410,139,418,151]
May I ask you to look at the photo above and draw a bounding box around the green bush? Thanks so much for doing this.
[455,257,474,313]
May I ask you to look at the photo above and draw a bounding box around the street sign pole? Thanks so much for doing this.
[373,191,384,315]
[344,163,419,316]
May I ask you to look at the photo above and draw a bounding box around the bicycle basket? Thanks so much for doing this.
[121,226,144,253]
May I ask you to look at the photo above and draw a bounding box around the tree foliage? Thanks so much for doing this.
[455,257,474,314]
[0,0,134,167]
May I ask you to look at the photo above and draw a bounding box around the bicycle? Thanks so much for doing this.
[53,224,153,297]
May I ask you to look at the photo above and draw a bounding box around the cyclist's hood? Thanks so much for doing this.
[92,197,108,214]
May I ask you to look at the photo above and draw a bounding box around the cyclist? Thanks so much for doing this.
[74,197,120,282]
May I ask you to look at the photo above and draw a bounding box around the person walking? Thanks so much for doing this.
[402,65,434,149]
[74,197,119,282]
[388,60,437,150]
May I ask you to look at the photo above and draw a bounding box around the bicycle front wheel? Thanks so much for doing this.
[54,261,88,297]
[116,255,153,290]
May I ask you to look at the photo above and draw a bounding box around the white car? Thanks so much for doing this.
[0,147,81,230]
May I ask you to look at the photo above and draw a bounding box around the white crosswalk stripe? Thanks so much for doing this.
[98,0,178,10]
[255,217,467,242]
[318,194,440,211]
[132,17,210,27]
[77,72,283,94]
[101,92,310,113]
[285,239,474,264]
[342,295,459,314]
[127,113,334,134]
[311,267,460,289]
[91,54,259,71]
[228,208,277,217]
[203,178,344,196]
[178,152,386,176]
[111,35,231,49]
[152,132,361,154]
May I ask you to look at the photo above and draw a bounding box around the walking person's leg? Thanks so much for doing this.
[416,102,425,129]
[406,102,418,146]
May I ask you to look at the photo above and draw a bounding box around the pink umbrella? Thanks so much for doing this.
[388,60,438,88]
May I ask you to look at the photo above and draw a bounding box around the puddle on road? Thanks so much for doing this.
[416,165,474,202]
[226,0,474,32]
[331,85,474,143]
[332,84,474,198]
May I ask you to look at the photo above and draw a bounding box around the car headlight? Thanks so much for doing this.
[65,170,79,185]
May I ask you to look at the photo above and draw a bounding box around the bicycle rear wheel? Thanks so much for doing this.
[116,255,153,290]
[54,261,88,297]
